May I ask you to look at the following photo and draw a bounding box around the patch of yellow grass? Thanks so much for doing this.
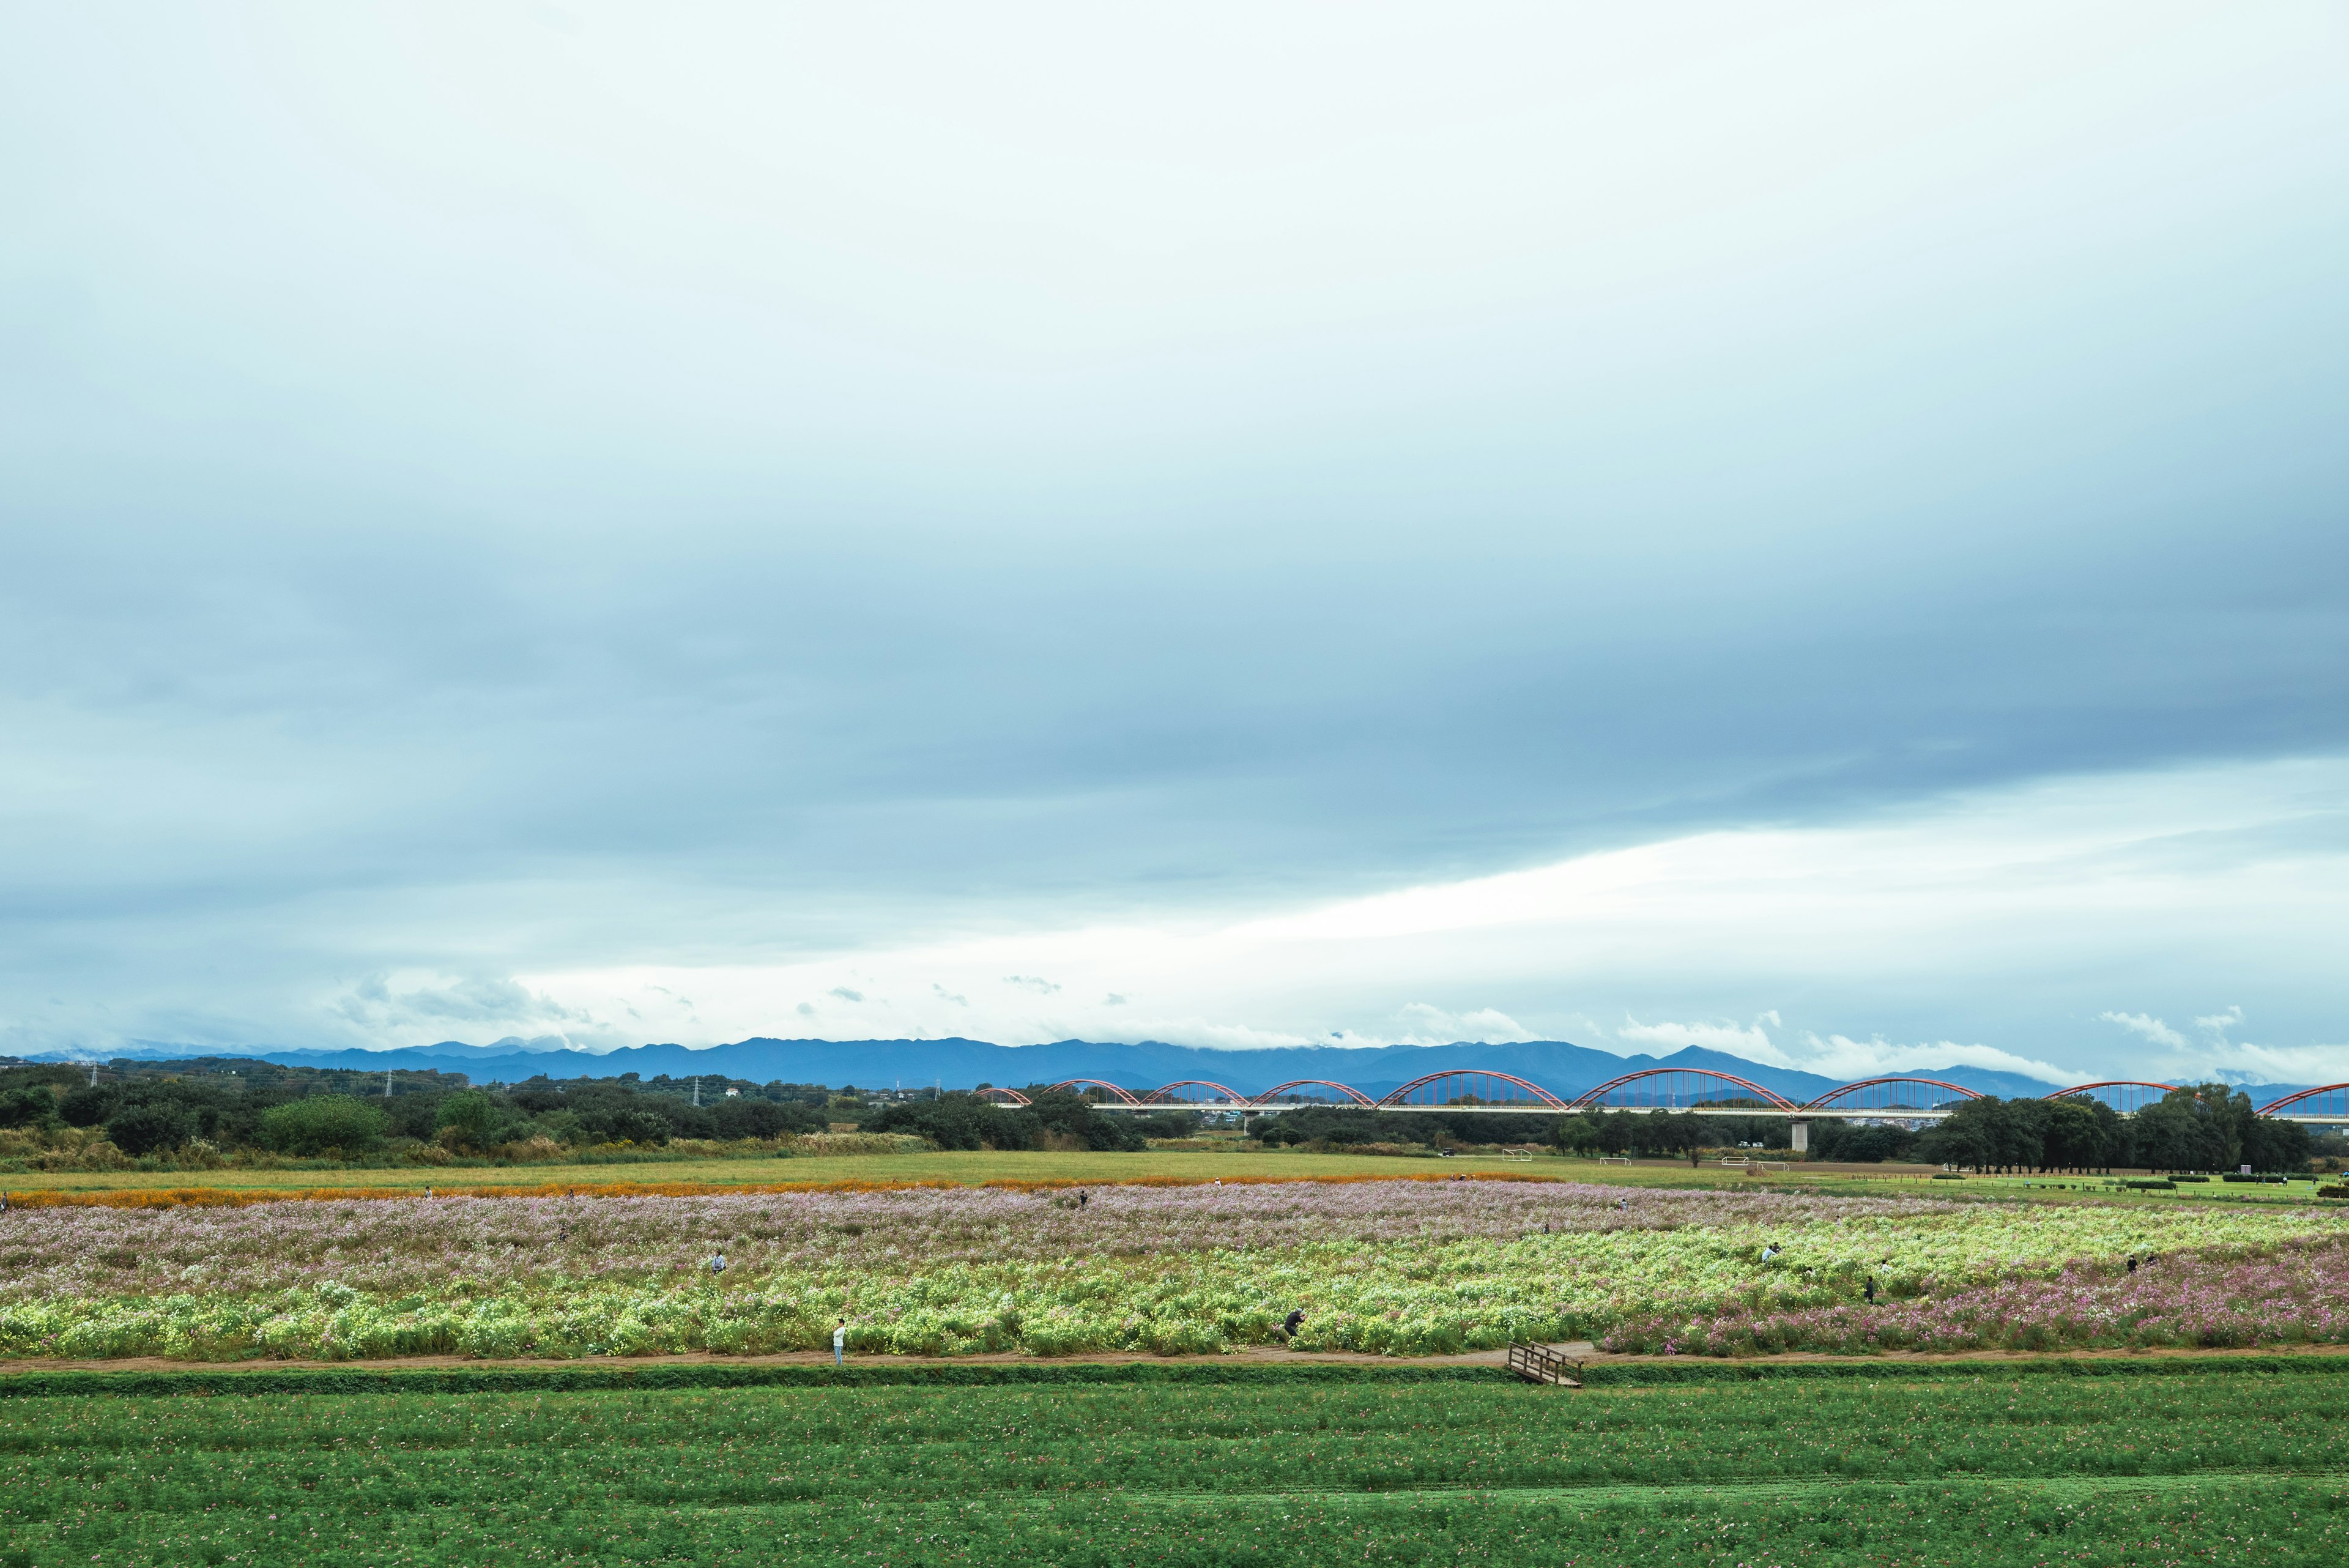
[0,1147,2035,1202]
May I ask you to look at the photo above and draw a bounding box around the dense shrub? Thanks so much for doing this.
[259,1095,392,1156]
[0,1085,59,1129]
[1252,1107,1562,1150]
[434,1090,531,1153]
[102,1102,198,1156]
[868,1090,1143,1151]
[872,1094,1037,1151]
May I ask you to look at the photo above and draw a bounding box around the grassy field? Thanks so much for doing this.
[0,1147,1597,1196]
[5,1147,2329,1213]
[6,1362,2347,1564]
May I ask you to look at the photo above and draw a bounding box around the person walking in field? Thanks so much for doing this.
[1864,1276,1876,1304]
[834,1318,847,1365]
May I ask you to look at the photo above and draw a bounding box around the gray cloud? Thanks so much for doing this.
[1003,977,1062,995]
[332,974,584,1030]
[0,6,2343,1068]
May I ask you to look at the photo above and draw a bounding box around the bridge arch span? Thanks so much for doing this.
[1250,1079,1376,1107]
[1045,1078,1141,1104]
[1377,1069,1567,1110]
[1800,1077,1980,1113]
[2043,1081,2178,1116]
[1570,1069,1797,1113]
[973,1087,1031,1107]
[2255,1083,2349,1119]
[1145,1080,1250,1106]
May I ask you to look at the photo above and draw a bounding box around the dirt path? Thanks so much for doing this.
[8,1340,2349,1376]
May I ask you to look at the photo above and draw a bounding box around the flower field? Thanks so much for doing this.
[0,1176,2339,1361]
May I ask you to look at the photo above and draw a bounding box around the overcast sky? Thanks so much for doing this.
[4,2,2345,1084]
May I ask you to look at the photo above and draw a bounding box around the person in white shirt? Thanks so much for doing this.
[833,1318,847,1365]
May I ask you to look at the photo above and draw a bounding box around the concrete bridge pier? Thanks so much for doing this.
[1789,1119,1809,1153]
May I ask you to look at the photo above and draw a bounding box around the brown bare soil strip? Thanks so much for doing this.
[8,1340,2349,1377]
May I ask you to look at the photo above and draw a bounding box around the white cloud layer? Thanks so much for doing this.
[1792,1034,2079,1087]
[1616,1017,1790,1066]
[2099,1012,2191,1051]
[361,754,2349,1083]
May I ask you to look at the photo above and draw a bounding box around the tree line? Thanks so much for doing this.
[0,1061,859,1161]
[1,1059,2325,1173]
[0,1063,1173,1163]
[1241,1085,2320,1172]
[1910,1083,2311,1174]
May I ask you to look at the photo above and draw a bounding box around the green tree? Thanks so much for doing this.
[1809,1120,1919,1162]
[2042,1096,2120,1172]
[2133,1087,2232,1173]
[1549,1114,1600,1154]
[2240,1107,2311,1173]
[103,1102,198,1156]
[259,1095,392,1156]
[1919,1098,2007,1172]
[872,1093,1034,1151]
[1025,1088,1147,1151]
[0,1083,59,1129]
[434,1089,527,1152]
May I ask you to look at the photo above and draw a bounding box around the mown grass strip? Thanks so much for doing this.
[10,1477,2349,1566]
[1107,1468,2349,1506]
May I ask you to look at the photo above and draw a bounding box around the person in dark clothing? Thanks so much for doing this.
[1864,1276,1876,1304]
[1281,1309,1306,1341]
[2127,1256,2137,1273]
[1078,1191,1088,1209]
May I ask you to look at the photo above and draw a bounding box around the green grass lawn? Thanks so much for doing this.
[7,1363,2347,1564]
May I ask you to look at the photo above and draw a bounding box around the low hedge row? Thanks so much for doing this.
[2,1351,2343,1400]
[1572,1353,2349,1387]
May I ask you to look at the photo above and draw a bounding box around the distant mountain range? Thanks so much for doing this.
[17,1035,2300,1107]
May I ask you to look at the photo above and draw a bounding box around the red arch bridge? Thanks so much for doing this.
[1016,1070,2349,1152]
